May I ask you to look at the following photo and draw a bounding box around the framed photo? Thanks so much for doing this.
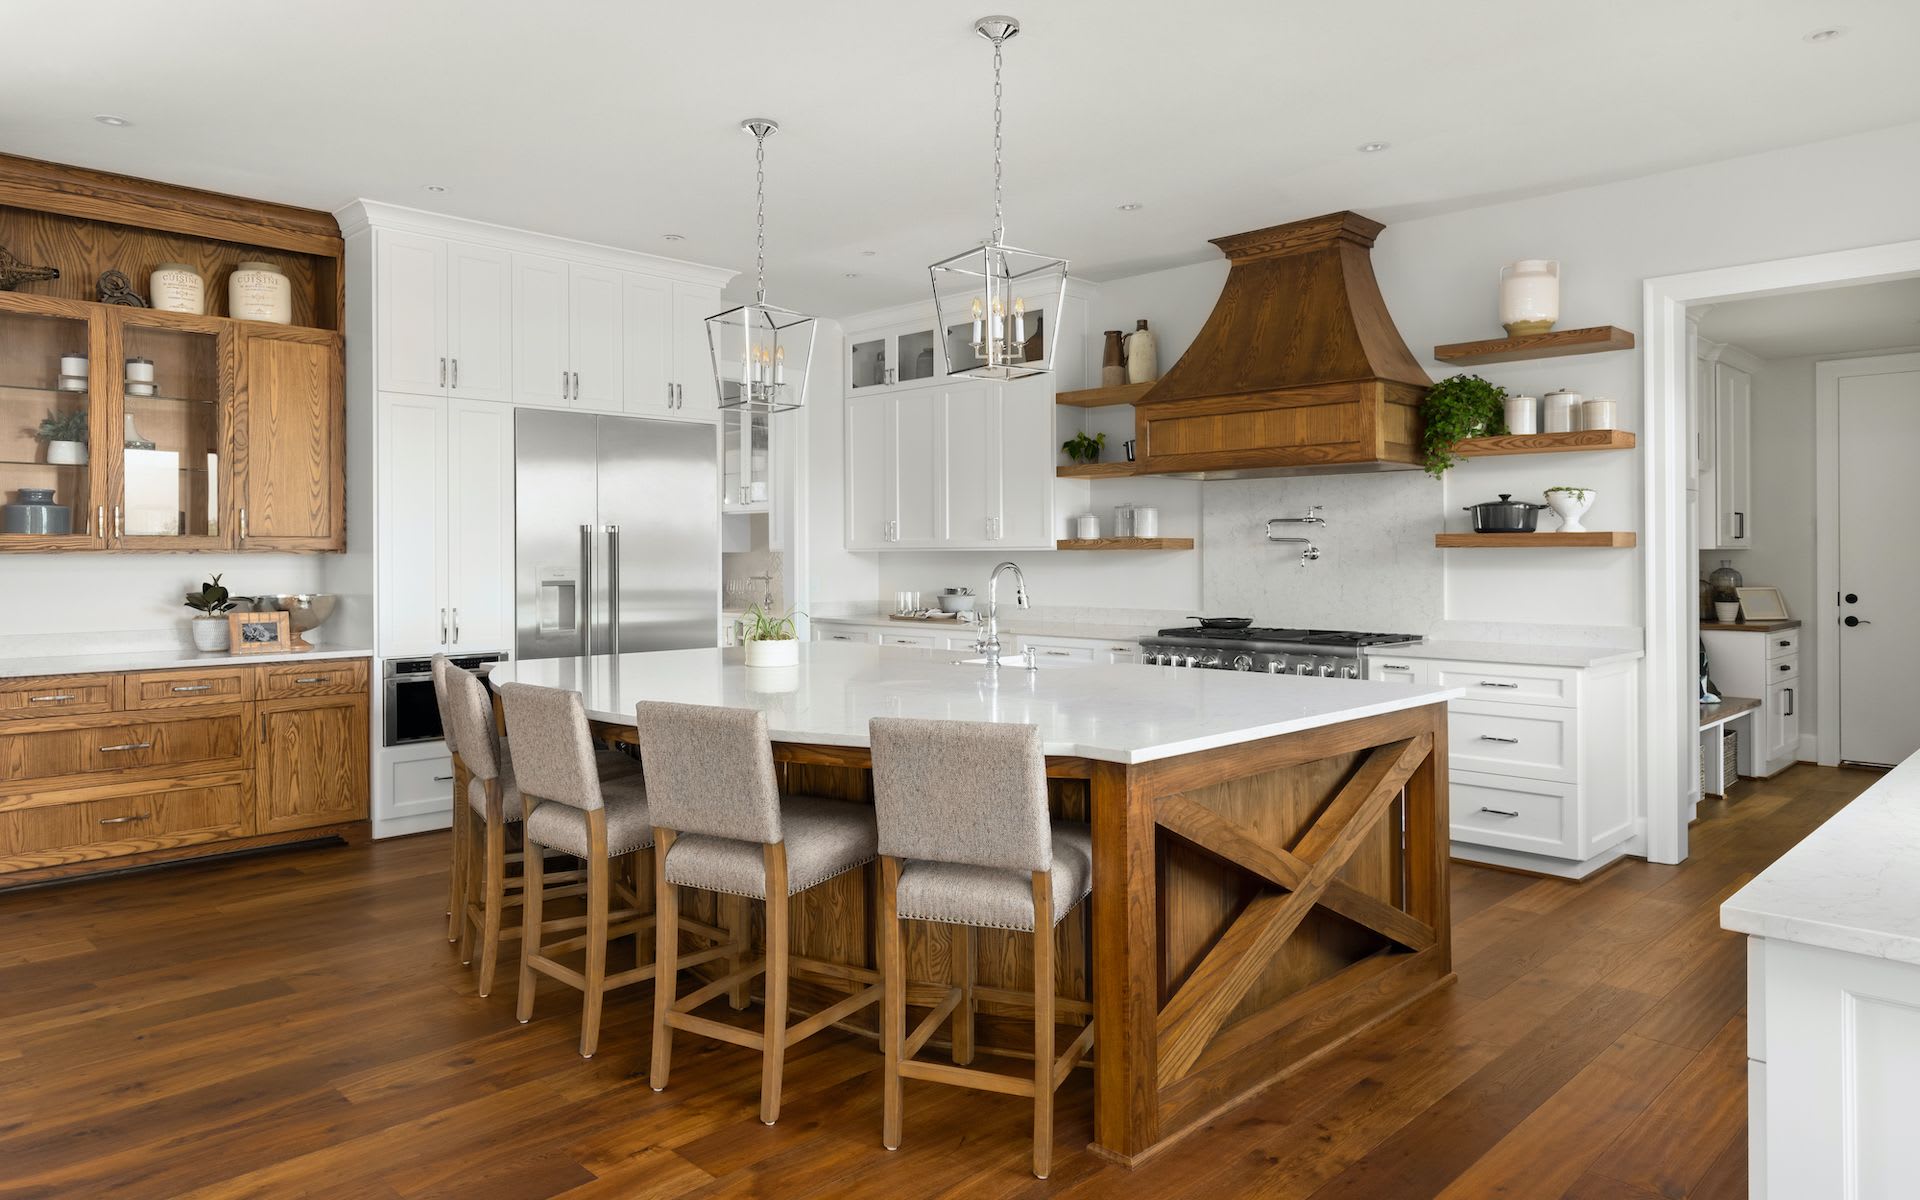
[227,610,292,654]
[1735,586,1790,622]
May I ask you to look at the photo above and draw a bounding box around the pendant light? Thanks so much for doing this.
[928,15,1067,380]
[708,118,815,414]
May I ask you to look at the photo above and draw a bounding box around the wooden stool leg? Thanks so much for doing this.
[953,924,977,1066]
[723,893,752,1011]
[476,812,507,996]
[633,846,652,976]
[650,829,680,1091]
[760,844,790,1126]
[446,783,466,942]
[880,856,905,1151]
[516,836,546,1024]
[579,814,611,1059]
[1031,871,1055,1180]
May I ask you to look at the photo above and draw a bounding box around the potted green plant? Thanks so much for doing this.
[740,601,802,667]
[1418,374,1507,478]
[34,408,89,465]
[184,573,239,652]
[1544,485,1596,532]
[1061,431,1107,465]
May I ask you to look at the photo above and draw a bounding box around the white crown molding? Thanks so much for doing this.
[333,198,736,288]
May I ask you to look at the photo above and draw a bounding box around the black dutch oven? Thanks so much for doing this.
[1463,493,1545,533]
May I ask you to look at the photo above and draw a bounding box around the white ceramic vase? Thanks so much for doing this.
[1498,259,1560,336]
[744,637,799,667]
[46,440,86,465]
[150,264,206,315]
[1545,488,1595,533]
[191,615,230,652]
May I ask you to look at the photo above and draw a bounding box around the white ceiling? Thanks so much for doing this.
[1698,276,1920,358]
[5,1,1918,316]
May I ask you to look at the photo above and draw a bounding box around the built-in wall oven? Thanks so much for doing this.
[383,652,509,747]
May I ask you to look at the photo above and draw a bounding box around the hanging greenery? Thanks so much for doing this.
[1419,374,1507,477]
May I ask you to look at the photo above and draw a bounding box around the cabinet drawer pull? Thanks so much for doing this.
[1777,639,1792,648]
[433,774,454,782]
[294,676,328,685]
[1478,734,1521,744]
[1477,681,1520,689]
[98,742,153,753]
[171,684,214,693]
[97,813,149,826]
[29,694,77,703]
[1043,650,1071,657]
[1376,663,1410,671]
[1477,806,1521,818]
[1778,663,1792,672]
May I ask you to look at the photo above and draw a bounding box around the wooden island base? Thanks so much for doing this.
[588,699,1451,1165]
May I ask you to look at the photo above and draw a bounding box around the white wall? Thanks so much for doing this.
[799,318,879,619]
[0,554,327,639]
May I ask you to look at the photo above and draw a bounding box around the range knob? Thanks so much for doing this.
[1294,662,1311,676]
[1338,664,1357,680]
[1232,653,1254,672]
[1181,654,1200,668]
[1199,651,1224,668]
[1318,663,1337,678]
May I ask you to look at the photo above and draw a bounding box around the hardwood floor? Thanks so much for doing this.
[0,764,1871,1198]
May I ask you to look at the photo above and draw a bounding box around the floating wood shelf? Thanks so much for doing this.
[1435,531,1637,548]
[1054,381,1154,408]
[1055,537,1195,551]
[1453,429,1636,457]
[1056,461,1142,479]
[1434,325,1635,366]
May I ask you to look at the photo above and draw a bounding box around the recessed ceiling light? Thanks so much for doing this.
[843,272,861,279]
[1116,202,1144,212]
[860,250,878,257]
[1803,26,1845,41]
[93,114,132,127]
[1356,141,1390,153]
[422,184,447,193]
[662,233,685,242]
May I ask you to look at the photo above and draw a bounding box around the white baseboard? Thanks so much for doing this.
[1451,840,1637,881]
[373,811,450,841]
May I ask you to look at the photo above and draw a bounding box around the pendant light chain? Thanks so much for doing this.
[990,32,1005,246]
[754,128,769,305]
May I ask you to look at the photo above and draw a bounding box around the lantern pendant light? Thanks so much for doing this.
[928,15,1067,380]
[708,118,815,414]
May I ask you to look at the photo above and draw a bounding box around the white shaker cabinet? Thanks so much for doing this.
[375,231,512,403]
[891,391,944,546]
[1698,342,1755,550]
[620,279,720,420]
[673,284,723,418]
[845,392,893,549]
[512,255,625,409]
[443,398,515,652]
[568,265,624,409]
[445,241,513,403]
[1701,625,1801,776]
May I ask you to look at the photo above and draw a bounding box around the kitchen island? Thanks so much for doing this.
[492,642,1458,1164]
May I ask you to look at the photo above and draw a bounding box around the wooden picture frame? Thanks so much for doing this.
[227,610,292,654]
[1735,585,1790,622]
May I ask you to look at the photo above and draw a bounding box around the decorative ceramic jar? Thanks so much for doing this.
[1582,397,1617,431]
[1101,330,1127,388]
[45,438,86,465]
[229,261,292,324]
[2,488,72,535]
[1544,486,1595,533]
[1076,513,1101,539]
[190,615,231,652]
[1125,319,1157,384]
[150,263,206,315]
[1498,259,1560,336]
[1132,506,1159,537]
[1503,395,1539,435]
[1542,388,1582,434]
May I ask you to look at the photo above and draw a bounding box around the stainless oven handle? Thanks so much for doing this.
[580,524,596,658]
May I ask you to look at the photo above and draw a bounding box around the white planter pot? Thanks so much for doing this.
[744,638,799,667]
[1545,489,1596,533]
[46,440,86,465]
[190,616,230,652]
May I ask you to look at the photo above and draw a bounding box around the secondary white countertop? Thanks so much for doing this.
[490,642,1459,765]
[0,646,371,680]
[1363,639,1644,669]
[812,615,1161,644]
[1722,752,1920,964]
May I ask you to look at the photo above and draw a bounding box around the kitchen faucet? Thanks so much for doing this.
[976,561,1031,669]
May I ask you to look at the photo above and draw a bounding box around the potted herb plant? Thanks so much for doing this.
[1418,374,1507,478]
[741,601,802,667]
[1061,431,1107,465]
[184,573,239,652]
[34,408,88,465]
[1544,485,1596,532]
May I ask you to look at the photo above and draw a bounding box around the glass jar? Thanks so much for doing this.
[1113,503,1134,538]
[1708,559,1743,603]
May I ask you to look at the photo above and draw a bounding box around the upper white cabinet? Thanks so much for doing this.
[376,231,513,402]
[512,255,624,409]
[569,265,624,409]
[1698,342,1755,550]
[848,318,941,392]
[673,285,723,418]
[621,273,675,415]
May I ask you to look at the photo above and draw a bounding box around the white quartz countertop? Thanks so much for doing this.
[1362,639,1644,669]
[1722,752,1920,964]
[0,646,371,680]
[489,642,1459,765]
[812,615,1161,644]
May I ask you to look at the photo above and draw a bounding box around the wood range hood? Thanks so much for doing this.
[1133,211,1431,478]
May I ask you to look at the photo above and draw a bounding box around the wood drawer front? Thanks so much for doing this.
[1430,661,1576,707]
[1449,701,1576,782]
[1450,771,1577,857]
[0,780,251,872]
[0,675,121,722]
[260,659,369,699]
[125,667,254,710]
[1765,629,1800,660]
[0,711,249,784]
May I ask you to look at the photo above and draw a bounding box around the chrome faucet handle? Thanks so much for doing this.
[1023,645,1038,671]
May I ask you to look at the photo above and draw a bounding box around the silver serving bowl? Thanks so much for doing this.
[265,593,339,637]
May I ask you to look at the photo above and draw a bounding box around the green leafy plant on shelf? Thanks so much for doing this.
[741,601,801,642]
[1545,486,1592,500]
[1061,431,1107,464]
[32,408,88,445]
[184,573,239,616]
[1419,374,1507,478]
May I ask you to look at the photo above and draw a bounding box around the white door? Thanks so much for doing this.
[891,392,942,546]
[377,393,449,655]
[568,265,623,410]
[445,240,512,403]
[445,398,515,653]
[621,273,675,415]
[845,392,891,548]
[1838,358,1920,765]
[943,384,999,546]
[512,253,570,405]
[997,376,1056,548]
[376,230,446,397]
[673,283,722,419]
[1716,362,1753,546]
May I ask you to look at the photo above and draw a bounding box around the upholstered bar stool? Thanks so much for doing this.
[497,681,663,1058]
[868,717,1096,1180]
[635,700,883,1126]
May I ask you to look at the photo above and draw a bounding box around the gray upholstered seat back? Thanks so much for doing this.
[869,718,1051,873]
[445,666,502,781]
[632,701,782,844]
[498,683,605,811]
[429,654,459,757]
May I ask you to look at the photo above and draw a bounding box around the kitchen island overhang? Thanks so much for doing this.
[492,643,1459,1164]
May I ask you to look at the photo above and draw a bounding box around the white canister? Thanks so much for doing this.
[1498,259,1560,336]
[150,263,206,315]
[1075,513,1101,540]
[1582,397,1617,431]
[1503,395,1539,435]
[124,357,155,385]
[1132,506,1159,538]
[1542,388,1582,434]
[59,353,88,378]
[229,261,292,324]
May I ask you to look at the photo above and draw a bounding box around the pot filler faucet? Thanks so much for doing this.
[976,561,1031,669]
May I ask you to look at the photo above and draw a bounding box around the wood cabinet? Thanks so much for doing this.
[0,657,369,885]
[234,326,345,550]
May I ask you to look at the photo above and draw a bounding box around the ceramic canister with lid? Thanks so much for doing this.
[150,263,206,315]
[1503,395,1539,435]
[1075,513,1101,540]
[229,261,292,324]
[1132,506,1159,538]
[1542,388,1582,434]
[1582,397,1617,431]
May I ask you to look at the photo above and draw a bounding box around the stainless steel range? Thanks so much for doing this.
[1138,626,1423,677]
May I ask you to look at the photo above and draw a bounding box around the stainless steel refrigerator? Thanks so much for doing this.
[515,409,719,661]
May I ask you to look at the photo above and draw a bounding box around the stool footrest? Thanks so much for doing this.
[668,1010,766,1051]
[898,1058,1036,1098]
[906,987,963,1058]
[674,958,766,1014]
[786,982,883,1045]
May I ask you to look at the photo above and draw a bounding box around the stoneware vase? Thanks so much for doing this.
[1498,259,1560,336]
[1100,330,1127,388]
[191,615,231,653]
[229,261,292,324]
[744,637,799,667]
[1545,488,1595,533]
[1125,319,1157,384]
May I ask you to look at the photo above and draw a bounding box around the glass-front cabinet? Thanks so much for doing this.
[722,408,771,512]
[113,311,229,548]
[846,319,940,391]
[0,299,104,548]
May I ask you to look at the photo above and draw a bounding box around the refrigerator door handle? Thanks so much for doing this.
[580,523,596,657]
[606,525,621,658]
